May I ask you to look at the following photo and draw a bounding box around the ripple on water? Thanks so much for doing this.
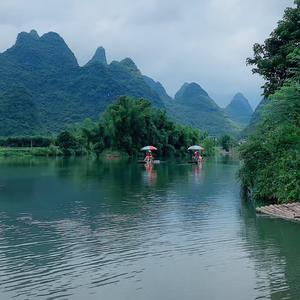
[0,161,298,299]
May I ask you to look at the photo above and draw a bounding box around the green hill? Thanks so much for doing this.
[0,29,242,137]
[163,83,240,136]
[0,86,41,136]
[0,30,164,136]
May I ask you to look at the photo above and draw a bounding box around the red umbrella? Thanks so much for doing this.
[141,146,157,151]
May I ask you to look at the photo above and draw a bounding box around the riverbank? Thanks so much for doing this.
[0,147,131,162]
[0,147,57,158]
[256,203,300,222]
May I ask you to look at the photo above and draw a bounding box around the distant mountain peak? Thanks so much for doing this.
[175,82,209,100]
[231,93,252,107]
[0,29,166,135]
[225,92,253,126]
[168,82,238,135]
[86,46,107,66]
[15,30,39,45]
[40,31,66,43]
[227,93,253,112]
[235,92,244,97]
[8,30,78,69]
[120,57,138,70]
[29,29,39,39]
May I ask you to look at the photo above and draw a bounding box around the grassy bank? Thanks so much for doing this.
[0,147,132,162]
[0,146,61,158]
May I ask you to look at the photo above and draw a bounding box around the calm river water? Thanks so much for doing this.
[0,157,299,300]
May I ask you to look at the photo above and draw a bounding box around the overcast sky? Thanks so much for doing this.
[0,0,295,108]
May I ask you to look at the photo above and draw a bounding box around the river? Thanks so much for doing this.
[0,157,299,299]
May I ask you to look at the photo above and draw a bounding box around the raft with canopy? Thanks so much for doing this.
[188,145,204,164]
[140,146,159,164]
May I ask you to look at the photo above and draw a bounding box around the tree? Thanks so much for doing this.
[56,131,78,156]
[219,135,237,152]
[239,79,300,203]
[246,0,300,97]
[240,1,300,204]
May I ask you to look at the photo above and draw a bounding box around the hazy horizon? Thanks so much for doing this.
[0,0,295,109]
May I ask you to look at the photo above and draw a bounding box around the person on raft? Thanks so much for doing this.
[144,150,153,163]
[193,150,202,163]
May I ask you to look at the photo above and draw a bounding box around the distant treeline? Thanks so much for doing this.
[0,96,223,158]
[0,136,53,148]
[57,96,217,157]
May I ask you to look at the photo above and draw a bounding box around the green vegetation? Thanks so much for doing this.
[0,87,41,136]
[0,146,61,158]
[0,29,249,137]
[56,96,212,158]
[0,136,53,147]
[244,0,300,135]
[0,96,215,159]
[219,135,238,152]
[239,0,300,204]
[246,0,300,97]
[0,30,163,136]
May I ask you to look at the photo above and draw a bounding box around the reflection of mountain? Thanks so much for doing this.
[240,199,300,299]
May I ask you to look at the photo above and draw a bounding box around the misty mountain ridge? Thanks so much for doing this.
[0,30,252,136]
[0,30,164,135]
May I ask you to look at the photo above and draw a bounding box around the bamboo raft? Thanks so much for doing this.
[256,203,300,221]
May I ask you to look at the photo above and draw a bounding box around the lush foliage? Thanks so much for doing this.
[56,96,213,158]
[219,135,238,152]
[246,0,300,97]
[239,81,300,203]
[240,1,300,203]
[240,1,300,204]
[0,136,53,147]
[0,87,41,136]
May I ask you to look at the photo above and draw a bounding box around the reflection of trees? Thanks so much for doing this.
[0,159,199,298]
[240,199,300,300]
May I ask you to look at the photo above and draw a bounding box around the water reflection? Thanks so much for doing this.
[0,158,299,299]
[240,198,300,299]
[143,163,157,186]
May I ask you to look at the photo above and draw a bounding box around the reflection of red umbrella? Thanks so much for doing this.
[141,146,157,151]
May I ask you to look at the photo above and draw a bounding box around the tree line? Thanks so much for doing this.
[57,96,216,157]
[0,96,219,158]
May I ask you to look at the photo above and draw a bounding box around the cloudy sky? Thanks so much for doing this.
[0,0,295,108]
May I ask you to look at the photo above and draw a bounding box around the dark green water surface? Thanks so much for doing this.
[0,157,299,299]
